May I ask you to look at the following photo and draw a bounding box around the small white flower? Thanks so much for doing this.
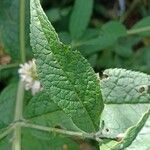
[18,59,42,95]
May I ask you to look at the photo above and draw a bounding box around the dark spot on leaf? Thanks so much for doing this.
[105,128,109,132]
[102,73,109,79]
[101,120,105,130]
[54,125,62,129]
[147,85,150,94]
[138,86,145,93]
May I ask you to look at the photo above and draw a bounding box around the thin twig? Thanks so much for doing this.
[19,0,26,63]
[127,26,150,35]
[22,122,103,142]
[12,81,24,150]
[12,0,26,149]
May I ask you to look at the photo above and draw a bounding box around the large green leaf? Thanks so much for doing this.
[78,21,127,56]
[101,68,150,104]
[100,69,150,149]
[69,0,93,39]
[30,0,103,132]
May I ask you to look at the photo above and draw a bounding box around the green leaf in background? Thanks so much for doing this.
[0,0,19,60]
[101,68,150,104]
[78,21,127,56]
[30,0,103,132]
[111,109,150,150]
[113,36,141,58]
[58,31,72,45]
[46,8,61,23]
[0,83,17,129]
[131,16,150,37]
[0,0,30,62]
[69,0,93,40]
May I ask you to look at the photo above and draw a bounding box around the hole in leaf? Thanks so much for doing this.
[54,125,62,129]
[105,128,109,132]
[138,86,145,93]
[102,73,109,79]
[147,85,150,94]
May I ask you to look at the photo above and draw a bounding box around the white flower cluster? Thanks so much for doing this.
[18,59,42,95]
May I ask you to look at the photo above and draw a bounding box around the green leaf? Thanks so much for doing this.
[0,83,17,129]
[111,109,150,150]
[24,91,59,118]
[78,21,127,56]
[100,69,150,149]
[0,135,11,150]
[69,0,93,39]
[30,0,103,132]
[58,32,72,45]
[132,16,150,37]
[101,68,150,104]
[113,36,141,58]
[0,0,19,60]
[0,0,30,61]
[46,8,61,23]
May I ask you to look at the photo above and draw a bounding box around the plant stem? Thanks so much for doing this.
[0,120,117,144]
[22,122,102,142]
[127,26,150,35]
[19,0,26,63]
[12,81,24,150]
[14,81,24,123]
[12,0,26,149]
